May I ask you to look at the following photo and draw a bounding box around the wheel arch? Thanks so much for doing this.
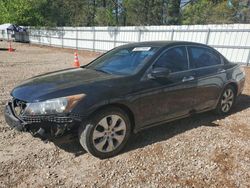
[225,82,238,95]
[86,103,136,132]
[214,81,238,110]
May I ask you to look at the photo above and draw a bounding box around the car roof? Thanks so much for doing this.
[120,41,210,49]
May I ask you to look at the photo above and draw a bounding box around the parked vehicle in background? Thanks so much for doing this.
[5,41,245,158]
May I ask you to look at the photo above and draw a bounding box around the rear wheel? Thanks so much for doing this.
[215,85,236,115]
[78,107,131,159]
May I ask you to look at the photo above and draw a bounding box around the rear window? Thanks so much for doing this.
[188,46,221,69]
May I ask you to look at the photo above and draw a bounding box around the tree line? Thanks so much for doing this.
[0,0,249,27]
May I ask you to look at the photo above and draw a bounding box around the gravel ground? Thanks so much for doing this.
[0,41,249,188]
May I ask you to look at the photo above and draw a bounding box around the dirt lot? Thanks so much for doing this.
[0,41,249,188]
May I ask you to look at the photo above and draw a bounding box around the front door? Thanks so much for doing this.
[131,46,197,129]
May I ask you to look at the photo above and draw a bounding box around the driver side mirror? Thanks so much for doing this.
[149,67,171,79]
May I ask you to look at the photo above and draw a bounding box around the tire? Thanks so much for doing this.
[78,107,131,159]
[215,85,236,115]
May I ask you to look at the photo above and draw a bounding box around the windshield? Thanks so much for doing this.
[86,46,159,75]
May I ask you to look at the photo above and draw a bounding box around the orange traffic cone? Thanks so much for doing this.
[8,41,14,52]
[73,51,80,68]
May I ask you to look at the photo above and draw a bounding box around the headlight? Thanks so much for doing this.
[23,94,85,115]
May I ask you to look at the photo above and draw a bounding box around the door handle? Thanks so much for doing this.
[182,76,195,82]
[218,69,226,73]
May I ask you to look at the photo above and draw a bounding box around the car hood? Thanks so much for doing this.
[11,68,116,102]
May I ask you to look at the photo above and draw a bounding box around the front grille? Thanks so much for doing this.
[12,98,27,117]
[22,116,73,124]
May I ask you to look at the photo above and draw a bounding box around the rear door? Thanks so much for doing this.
[187,46,226,111]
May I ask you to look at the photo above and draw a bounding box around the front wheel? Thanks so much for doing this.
[215,85,236,115]
[78,107,131,159]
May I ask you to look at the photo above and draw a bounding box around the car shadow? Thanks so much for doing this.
[51,133,87,157]
[51,94,250,157]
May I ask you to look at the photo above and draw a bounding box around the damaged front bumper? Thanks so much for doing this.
[4,101,81,139]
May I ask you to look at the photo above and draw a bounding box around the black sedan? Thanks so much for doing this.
[4,41,245,158]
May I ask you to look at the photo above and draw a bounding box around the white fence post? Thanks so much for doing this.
[49,29,52,46]
[138,28,141,42]
[61,27,64,48]
[76,28,78,50]
[171,29,174,41]
[247,49,250,66]
[93,28,96,51]
[206,29,210,44]
[114,28,117,48]
[39,29,41,45]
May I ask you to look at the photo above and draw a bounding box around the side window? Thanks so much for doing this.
[188,46,221,69]
[153,46,188,73]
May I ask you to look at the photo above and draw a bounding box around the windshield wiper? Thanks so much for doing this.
[93,68,112,74]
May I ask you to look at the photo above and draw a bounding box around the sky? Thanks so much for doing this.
[181,0,191,7]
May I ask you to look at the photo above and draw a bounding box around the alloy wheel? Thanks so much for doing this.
[92,115,127,153]
[221,88,234,113]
